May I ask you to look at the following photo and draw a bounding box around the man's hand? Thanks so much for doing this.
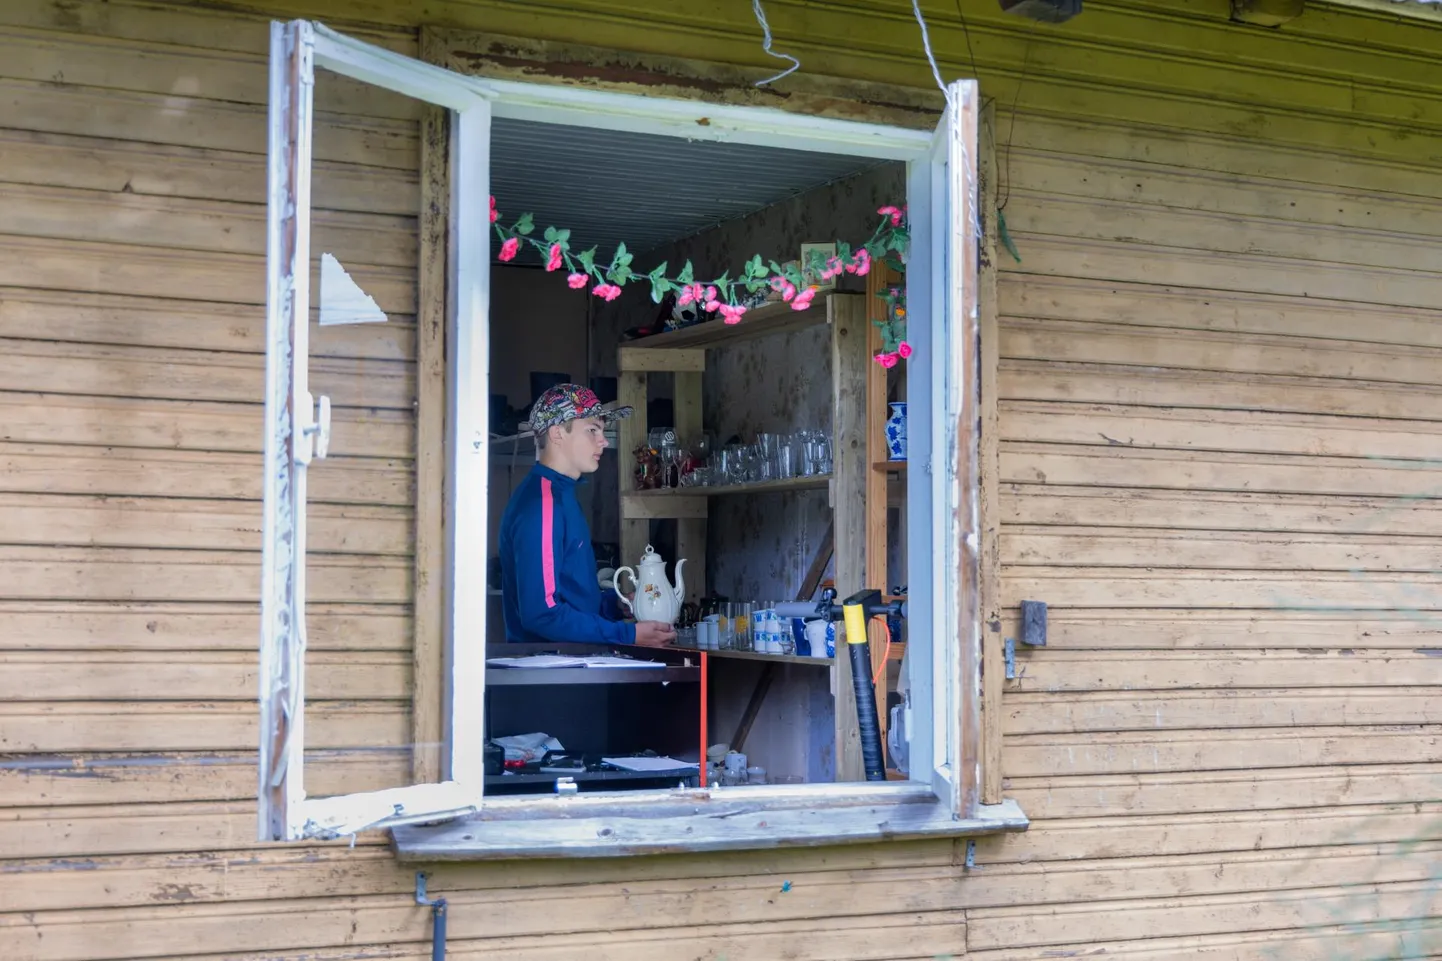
[634,621,677,648]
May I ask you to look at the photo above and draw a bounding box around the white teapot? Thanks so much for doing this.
[613,545,687,625]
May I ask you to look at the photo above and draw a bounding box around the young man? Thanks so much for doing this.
[498,384,677,648]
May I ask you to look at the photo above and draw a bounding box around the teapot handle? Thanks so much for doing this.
[612,566,637,613]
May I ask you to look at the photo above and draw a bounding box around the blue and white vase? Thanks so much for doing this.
[885,402,907,461]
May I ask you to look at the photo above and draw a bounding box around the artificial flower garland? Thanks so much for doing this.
[491,196,913,366]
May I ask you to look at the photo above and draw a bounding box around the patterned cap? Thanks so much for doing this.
[525,383,633,435]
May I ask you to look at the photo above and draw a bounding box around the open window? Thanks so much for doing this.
[258,20,1022,851]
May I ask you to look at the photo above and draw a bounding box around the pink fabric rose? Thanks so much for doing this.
[790,287,817,312]
[567,272,588,289]
[821,256,843,281]
[546,243,563,272]
[498,236,520,262]
[490,196,499,224]
[852,247,871,276]
[875,351,899,368]
[592,283,623,302]
[897,341,913,359]
[718,304,748,325]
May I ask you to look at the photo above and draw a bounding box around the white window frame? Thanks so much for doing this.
[259,20,1022,850]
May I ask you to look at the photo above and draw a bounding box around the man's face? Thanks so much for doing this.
[549,416,609,473]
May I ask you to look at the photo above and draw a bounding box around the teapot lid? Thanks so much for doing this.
[641,544,663,560]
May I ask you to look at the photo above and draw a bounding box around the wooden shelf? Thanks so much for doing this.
[623,475,831,518]
[696,648,832,666]
[624,289,841,351]
[872,460,907,472]
[630,475,830,498]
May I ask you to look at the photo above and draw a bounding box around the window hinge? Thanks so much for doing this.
[1003,637,1016,680]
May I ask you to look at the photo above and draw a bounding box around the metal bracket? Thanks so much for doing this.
[964,839,976,869]
[555,776,578,796]
[1003,637,1016,680]
[415,873,448,961]
[296,392,332,466]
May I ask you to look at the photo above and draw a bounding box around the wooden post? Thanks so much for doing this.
[951,83,984,819]
[978,101,1005,806]
[831,293,867,782]
[617,368,648,570]
[865,264,902,769]
[411,96,448,785]
[674,370,706,603]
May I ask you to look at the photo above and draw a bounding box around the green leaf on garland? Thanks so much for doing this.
[998,209,1022,264]
[515,213,534,236]
[713,271,730,291]
[577,247,597,271]
[677,261,694,285]
[543,225,557,243]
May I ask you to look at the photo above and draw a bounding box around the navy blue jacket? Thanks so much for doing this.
[498,463,635,645]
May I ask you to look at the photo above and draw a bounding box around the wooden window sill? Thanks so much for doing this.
[390,786,1028,861]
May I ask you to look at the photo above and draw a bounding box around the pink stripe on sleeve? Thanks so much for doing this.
[540,478,557,608]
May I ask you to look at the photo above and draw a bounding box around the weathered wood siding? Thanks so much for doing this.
[4,0,1442,959]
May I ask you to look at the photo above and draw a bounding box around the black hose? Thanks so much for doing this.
[849,641,886,781]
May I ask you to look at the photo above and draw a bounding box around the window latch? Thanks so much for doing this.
[295,392,332,466]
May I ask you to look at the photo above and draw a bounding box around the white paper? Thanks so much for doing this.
[603,756,699,772]
[320,252,388,326]
[486,654,666,669]
[580,656,665,669]
[487,655,587,669]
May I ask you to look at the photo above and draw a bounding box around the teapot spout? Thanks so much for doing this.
[673,558,687,604]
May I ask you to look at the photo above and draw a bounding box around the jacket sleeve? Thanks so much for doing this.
[511,480,636,645]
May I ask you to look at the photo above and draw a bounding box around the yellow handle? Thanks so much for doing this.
[842,601,868,645]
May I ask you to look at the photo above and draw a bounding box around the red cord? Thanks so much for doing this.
[871,616,892,685]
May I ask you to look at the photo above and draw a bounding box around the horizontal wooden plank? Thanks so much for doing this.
[988,800,1442,864]
[1000,401,1442,461]
[0,750,409,808]
[0,650,409,701]
[0,0,418,59]
[1003,486,1442,538]
[1003,360,1442,424]
[0,839,975,914]
[1007,763,1442,819]
[0,338,414,409]
[1001,275,1442,351]
[1005,233,1442,312]
[1000,442,1442,500]
[0,128,420,215]
[1003,568,1442,609]
[1010,649,1442,693]
[0,76,417,168]
[969,842,1442,914]
[1004,725,1442,777]
[967,879,1442,952]
[0,235,416,313]
[0,701,407,753]
[0,547,411,604]
[1008,147,1442,240]
[1004,526,1442,573]
[0,893,962,961]
[0,288,416,361]
[0,494,411,554]
[1002,317,1442,389]
[968,920,1442,961]
[1009,189,1442,275]
[0,26,424,121]
[1005,688,1442,734]
[0,181,417,266]
[1011,110,1442,202]
[0,602,411,652]
[0,393,414,459]
[0,443,413,506]
[992,608,1442,651]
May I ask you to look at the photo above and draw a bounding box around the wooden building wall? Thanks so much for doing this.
[3,0,1442,959]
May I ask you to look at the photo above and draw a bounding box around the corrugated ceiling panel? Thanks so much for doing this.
[489,117,883,258]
